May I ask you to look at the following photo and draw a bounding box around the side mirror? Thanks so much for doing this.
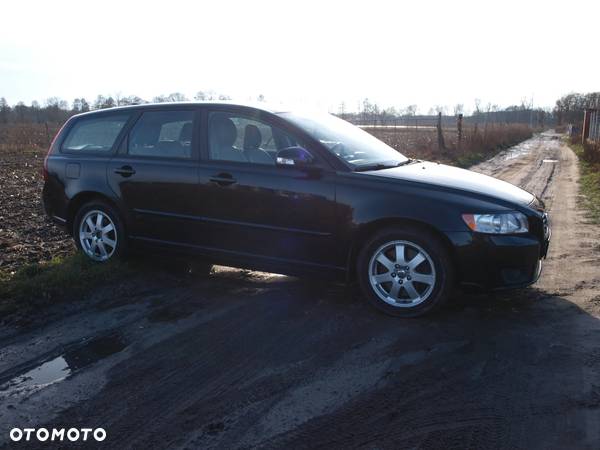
[276,147,315,168]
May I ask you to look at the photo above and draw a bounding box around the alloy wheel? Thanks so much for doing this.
[368,240,436,307]
[79,210,118,261]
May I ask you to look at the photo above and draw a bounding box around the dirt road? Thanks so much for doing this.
[1,133,600,449]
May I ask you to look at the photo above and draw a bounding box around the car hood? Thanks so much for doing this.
[364,161,534,206]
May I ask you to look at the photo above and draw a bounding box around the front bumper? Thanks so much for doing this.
[446,224,550,290]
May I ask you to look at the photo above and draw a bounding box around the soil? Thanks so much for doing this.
[0,146,73,273]
[1,132,600,449]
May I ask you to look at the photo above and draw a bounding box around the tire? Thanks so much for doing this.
[357,226,454,317]
[73,200,127,262]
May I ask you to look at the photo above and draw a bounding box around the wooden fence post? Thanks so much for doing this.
[457,113,463,151]
[437,112,446,151]
[582,109,592,144]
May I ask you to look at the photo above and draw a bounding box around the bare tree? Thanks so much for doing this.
[45,97,68,109]
[93,95,107,109]
[167,92,188,102]
[435,105,447,115]
[0,97,11,123]
[72,98,83,112]
[120,95,145,106]
[338,101,346,118]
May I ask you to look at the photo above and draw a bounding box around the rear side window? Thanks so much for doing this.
[61,115,129,152]
[128,111,194,159]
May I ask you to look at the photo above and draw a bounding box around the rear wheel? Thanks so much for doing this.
[357,226,453,317]
[73,201,126,262]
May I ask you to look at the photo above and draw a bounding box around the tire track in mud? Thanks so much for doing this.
[470,133,562,209]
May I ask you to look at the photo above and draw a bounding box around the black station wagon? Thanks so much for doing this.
[42,102,550,316]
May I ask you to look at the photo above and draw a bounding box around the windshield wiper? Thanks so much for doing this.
[354,159,412,172]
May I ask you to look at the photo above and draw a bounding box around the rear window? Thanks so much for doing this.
[61,114,130,152]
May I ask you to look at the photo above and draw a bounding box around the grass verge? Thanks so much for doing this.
[568,143,600,223]
[0,253,133,319]
[456,152,487,168]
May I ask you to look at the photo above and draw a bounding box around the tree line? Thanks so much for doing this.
[340,98,552,127]
[0,91,233,124]
[554,92,600,125]
[2,91,594,127]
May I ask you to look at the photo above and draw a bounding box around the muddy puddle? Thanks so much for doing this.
[502,139,535,160]
[0,333,127,395]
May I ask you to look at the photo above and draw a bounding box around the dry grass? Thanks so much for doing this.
[582,141,600,165]
[0,123,61,152]
[569,142,600,223]
[568,132,600,164]
[367,123,533,167]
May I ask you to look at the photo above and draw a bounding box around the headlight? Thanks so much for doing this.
[461,212,529,234]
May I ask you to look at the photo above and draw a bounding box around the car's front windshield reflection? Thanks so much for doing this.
[279,111,408,169]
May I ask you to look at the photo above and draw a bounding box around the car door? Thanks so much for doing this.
[196,108,340,270]
[107,108,203,245]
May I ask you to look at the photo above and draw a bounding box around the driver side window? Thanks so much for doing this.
[208,112,301,166]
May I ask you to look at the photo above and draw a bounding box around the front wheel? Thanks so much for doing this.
[73,201,126,262]
[357,227,454,317]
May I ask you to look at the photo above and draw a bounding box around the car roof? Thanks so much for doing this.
[73,101,290,119]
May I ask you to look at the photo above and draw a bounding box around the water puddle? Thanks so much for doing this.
[503,140,534,161]
[0,333,127,395]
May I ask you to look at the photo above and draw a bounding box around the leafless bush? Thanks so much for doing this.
[458,123,532,154]
[583,141,600,165]
[0,123,61,152]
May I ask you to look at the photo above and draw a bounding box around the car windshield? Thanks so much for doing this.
[279,111,408,169]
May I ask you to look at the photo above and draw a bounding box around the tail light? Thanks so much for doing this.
[42,152,50,181]
[42,122,68,181]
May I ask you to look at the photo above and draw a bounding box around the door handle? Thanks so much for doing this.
[114,165,136,177]
[209,173,237,186]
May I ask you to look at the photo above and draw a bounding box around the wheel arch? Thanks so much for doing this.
[66,191,128,236]
[346,217,458,283]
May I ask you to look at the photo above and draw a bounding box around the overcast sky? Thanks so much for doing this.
[1,0,598,113]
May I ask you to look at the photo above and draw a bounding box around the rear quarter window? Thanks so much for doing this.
[61,114,130,152]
